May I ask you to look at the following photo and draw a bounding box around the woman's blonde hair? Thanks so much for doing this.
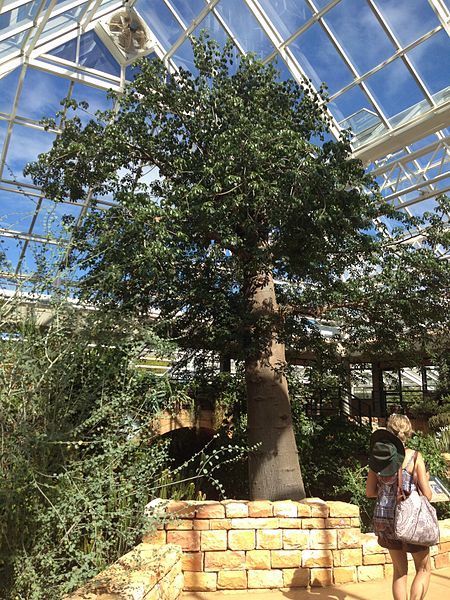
[386,413,413,444]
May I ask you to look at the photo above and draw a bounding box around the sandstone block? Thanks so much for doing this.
[327,501,359,518]
[302,550,333,568]
[351,518,360,527]
[302,518,325,529]
[310,568,333,587]
[282,568,309,587]
[333,548,362,567]
[159,559,182,586]
[169,571,184,599]
[248,501,273,517]
[223,501,249,518]
[166,530,200,552]
[256,529,282,549]
[228,529,255,550]
[283,529,309,550]
[363,553,386,565]
[337,528,361,549]
[309,529,337,550]
[195,502,225,519]
[165,519,193,530]
[271,550,301,568]
[300,498,329,517]
[201,530,227,551]
[246,550,271,570]
[434,553,450,569]
[182,552,203,571]
[294,502,312,517]
[247,569,283,589]
[361,534,388,555]
[193,519,210,530]
[209,519,232,530]
[273,501,298,518]
[142,530,166,545]
[384,563,394,579]
[326,518,352,529]
[217,570,247,589]
[204,550,245,571]
[166,501,196,517]
[357,565,384,582]
[280,518,303,529]
[333,566,357,584]
[231,517,279,529]
[183,572,217,591]
[439,541,450,552]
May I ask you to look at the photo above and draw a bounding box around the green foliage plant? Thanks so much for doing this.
[0,299,254,599]
[429,411,450,452]
[25,33,450,501]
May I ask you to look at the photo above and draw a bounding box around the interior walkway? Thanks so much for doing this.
[183,567,450,600]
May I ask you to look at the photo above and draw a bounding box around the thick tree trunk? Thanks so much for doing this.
[245,272,305,501]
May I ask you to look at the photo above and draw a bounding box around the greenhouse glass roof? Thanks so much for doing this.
[0,0,449,292]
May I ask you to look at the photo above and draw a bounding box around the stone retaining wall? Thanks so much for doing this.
[143,499,450,591]
[65,543,183,600]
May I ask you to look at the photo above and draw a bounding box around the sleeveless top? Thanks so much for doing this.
[373,452,417,538]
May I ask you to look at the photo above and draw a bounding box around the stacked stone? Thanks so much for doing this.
[64,543,184,600]
[143,500,450,592]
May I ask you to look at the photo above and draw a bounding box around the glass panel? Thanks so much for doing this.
[323,0,395,75]
[5,124,55,183]
[271,55,295,82]
[193,11,239,72]
[365,58,425,119]
[0,0,41,33]
[409,133,441,153]
[194,10,230,45]
[0,188,36,232]
[0,236,23,271]
[408,29,450,97]
[0,30,27,60]
[258,0,312,40]
[329,84,378,124]
[216,0,275,56]
[41,6,86,41]
[71,82,114,125]
[17,67,70,120]
[79,31,120,76]
[164,0,206,26]
[21,240,65,277]
[172,35,196,73]
[137,0,183,51]
[49,36,77,61]
[313,0,338,9]
[376,0,440,47]
[33,197,81,238]
[288,21,354,95]
[0,68,20,113]
[0,119,7,151]
[50,31,121,76]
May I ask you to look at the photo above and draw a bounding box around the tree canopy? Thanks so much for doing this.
[26,34,450,499]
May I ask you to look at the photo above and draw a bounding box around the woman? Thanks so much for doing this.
[366,414,433,600]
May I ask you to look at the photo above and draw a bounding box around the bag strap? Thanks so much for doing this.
[411,451,422,495]
[397,465,405,501]
[397,450,419,501]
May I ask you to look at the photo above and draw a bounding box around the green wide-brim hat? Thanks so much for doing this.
[369,428,405,477]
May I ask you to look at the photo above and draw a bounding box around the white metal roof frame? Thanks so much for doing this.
[0,0,449,290]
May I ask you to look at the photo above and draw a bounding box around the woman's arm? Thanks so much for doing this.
[366,469,378,498]
[415,452,432,501]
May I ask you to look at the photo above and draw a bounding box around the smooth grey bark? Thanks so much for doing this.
[245,272,305,501]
